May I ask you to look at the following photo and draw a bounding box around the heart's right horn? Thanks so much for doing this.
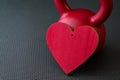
[90,0,113,26]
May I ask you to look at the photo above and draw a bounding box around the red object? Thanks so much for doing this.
[47,23,99,74]
[46,0,113,74]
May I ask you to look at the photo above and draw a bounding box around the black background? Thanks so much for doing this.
[0,0,120,80]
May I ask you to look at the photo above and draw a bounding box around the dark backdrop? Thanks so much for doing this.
[0,0,120,80]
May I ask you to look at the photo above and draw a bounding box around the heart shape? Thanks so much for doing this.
[46,22,99,74]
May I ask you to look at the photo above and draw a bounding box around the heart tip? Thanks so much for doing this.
[64,72,71,75]
[64,71,75,76]
[64,70,74,75]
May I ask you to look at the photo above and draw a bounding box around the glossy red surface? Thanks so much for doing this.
[46,0,113,74]
[54,0,113,26]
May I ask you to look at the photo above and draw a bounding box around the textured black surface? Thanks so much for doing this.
[0,0,120,80]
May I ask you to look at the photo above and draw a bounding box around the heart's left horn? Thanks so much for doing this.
[54,0,71,15]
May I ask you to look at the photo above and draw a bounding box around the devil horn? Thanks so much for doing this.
[54,0,71,15]
[90,0,113,26]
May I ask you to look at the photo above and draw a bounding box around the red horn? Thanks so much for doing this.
[54,0,71,15]
[90,0,113,26]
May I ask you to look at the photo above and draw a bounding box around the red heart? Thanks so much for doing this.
[46,22,99,74]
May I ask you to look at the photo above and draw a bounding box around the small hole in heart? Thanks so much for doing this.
[71,28,74,32]
[71,34,74,36]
